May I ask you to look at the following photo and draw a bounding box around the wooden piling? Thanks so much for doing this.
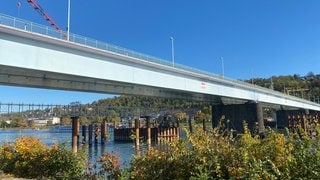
[146,116,151,149]
[71,117,79,153]
[88,124,93,145]
[82,125,86,144]
[101,120,106,144]
[176,122,180,139]
[135,118,140,147]
[77,120,80,145]
[94,124,99,144]
[188,117,193,133]
[157,127,161,145]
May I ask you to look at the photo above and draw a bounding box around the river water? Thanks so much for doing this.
[0,129,135,167]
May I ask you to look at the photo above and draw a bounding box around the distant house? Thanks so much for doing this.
[46,117,60,125]
[33,119,48,126]
[28,117,60,126]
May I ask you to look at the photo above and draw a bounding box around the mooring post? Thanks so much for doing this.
[146,116,151,150]
[82,125,86,144]
[176,121,180,139]
[134,118,140,149]
[188,116,193,133]
[101,119,106,144]
[157,127,161,145]
[88,123,93,145]
[94,124,99,144]
[77,120,80,145]
[114,121,117,129]
[71,116,79,153]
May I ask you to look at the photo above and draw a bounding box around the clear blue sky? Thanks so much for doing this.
[1,0,320,104]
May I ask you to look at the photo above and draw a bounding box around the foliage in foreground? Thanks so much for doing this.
[0,136,86,179]
[0,136,122,179]
[129,122,320,179]
[1,121,320,179]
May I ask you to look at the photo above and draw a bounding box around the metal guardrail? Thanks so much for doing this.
[0,13,319,105]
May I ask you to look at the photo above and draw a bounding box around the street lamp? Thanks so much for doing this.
[67,0,71,41]
[170,37,175,67]
[220,57,224,78]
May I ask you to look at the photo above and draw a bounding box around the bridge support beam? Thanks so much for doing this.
[256,103,265,136]
[212,103,264,134]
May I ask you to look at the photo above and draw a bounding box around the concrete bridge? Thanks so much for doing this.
[1,13,319,133]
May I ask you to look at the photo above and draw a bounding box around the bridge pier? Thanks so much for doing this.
[276,108,314,129]
[212,102,265,134]
[212,104,222,129]
[256,103,265,136]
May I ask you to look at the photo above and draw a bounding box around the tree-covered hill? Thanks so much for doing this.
[246,72,320,101]
[91,95,209,112]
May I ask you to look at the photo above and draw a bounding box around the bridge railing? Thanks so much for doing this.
[0,13,319,105]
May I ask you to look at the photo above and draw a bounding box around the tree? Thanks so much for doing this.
[79,117,89,125]
[28,119,36,128]
[10,117,27,128]
[174,111,187,127]
[61,117,71,125]
[0,120,9,128]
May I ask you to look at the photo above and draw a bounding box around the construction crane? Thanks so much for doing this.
[26,0,62,31]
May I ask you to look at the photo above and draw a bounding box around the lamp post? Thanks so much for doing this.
[67,0,71,41]
[220,57,224,78]
[170,37,175,67]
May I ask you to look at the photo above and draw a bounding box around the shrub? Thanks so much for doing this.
[128,122,320,179]
[0,136,86,179]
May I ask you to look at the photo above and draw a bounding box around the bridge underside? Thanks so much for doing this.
[0,65,223,103]
[0,65,304,113]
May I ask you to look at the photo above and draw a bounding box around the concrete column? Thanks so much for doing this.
[276,110,288,129]
[305,109,310,115]
[256,103,265,136]
[212,105,222,128]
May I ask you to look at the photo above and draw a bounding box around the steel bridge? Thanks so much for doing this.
[0,103,199,120]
